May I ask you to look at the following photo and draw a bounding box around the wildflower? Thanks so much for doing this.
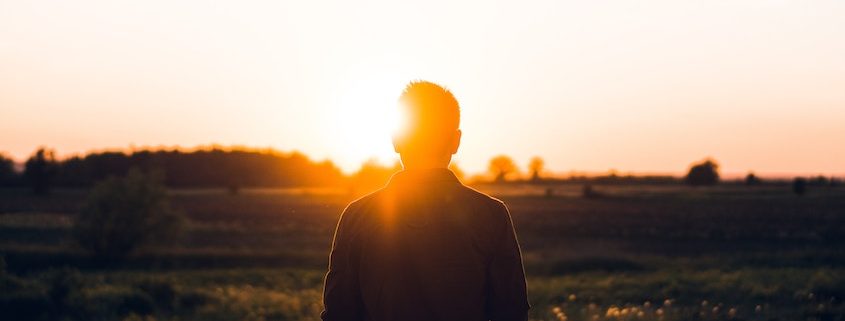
[606,306,621,318]
[656,308,664,316]
[556,311,567,321]
[663,299,672,307]
[728,307,737,318]
[643,301,651,308]
[755,305,763,313]
[701,300,709,307]
[568,294,577,302]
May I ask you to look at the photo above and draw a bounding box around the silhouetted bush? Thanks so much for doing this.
[793,177,807,196]
[23,147,58,195]
[685,159,720,186]
[745,172,761,185]
[0,154,18,187]
[46,268,83,314]
[73,168,185,260]
[812,175,829,186]
[136,279,176,313]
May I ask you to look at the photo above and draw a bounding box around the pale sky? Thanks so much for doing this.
[1,0,843,176]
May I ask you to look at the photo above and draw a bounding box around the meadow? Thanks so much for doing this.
[1,183,844,321]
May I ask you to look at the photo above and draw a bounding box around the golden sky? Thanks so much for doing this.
[1,0,843,176]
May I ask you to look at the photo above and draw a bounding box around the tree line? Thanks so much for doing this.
[0,147,345,193]
[1,147,839,195]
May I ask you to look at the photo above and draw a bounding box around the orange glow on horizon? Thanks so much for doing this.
[1,1,844,176]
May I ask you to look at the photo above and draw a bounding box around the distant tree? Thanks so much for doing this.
[0,153,17,186]
[529,157,545,182]
[792,177,807,196]
[448,162,465,182]
[24,147,58,195]
[812,175,829,186]
[488,155,517,182]
[73,168,185,260]
[684,158,719,186]
[745,172,761,186]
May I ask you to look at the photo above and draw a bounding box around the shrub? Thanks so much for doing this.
[0,154,18,187]
[745,172,761,185]
[685,159,720,186]
[73,168,185,260]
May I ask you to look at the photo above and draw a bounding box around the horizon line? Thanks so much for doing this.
[3,143,843,179]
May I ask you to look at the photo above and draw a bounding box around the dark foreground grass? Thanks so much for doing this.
[2,264,843,321]
[1,184,844,320]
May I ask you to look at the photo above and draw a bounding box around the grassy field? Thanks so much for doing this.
[1,184,844,321]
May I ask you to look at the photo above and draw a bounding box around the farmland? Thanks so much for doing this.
[1,183,844,321]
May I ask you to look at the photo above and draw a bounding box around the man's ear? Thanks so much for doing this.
[450,129,462,155]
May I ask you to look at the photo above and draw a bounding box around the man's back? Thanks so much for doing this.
[321,169,530,321]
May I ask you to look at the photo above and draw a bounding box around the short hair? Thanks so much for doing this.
[396,81,460,154]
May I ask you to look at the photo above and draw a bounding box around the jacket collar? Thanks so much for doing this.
[387,168,460,187]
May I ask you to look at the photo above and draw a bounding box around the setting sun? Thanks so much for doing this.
[330,77,406,169]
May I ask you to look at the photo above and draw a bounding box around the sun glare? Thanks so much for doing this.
[331,78,406,170]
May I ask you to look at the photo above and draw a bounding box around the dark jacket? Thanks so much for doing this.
[321,169,530,321]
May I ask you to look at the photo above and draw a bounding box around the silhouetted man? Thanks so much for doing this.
[321,81,530,321]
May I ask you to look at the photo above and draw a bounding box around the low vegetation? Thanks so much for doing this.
[1,183,843,320]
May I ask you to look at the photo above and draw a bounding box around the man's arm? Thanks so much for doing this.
[486,202,531,321]
[321,203,363,321]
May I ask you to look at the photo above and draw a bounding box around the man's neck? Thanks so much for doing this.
[400,155,451,170]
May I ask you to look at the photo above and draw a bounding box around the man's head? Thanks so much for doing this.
[392,81,461,168]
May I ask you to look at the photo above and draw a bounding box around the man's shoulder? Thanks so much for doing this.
[343,188,387,214]
[455,184,508,212]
